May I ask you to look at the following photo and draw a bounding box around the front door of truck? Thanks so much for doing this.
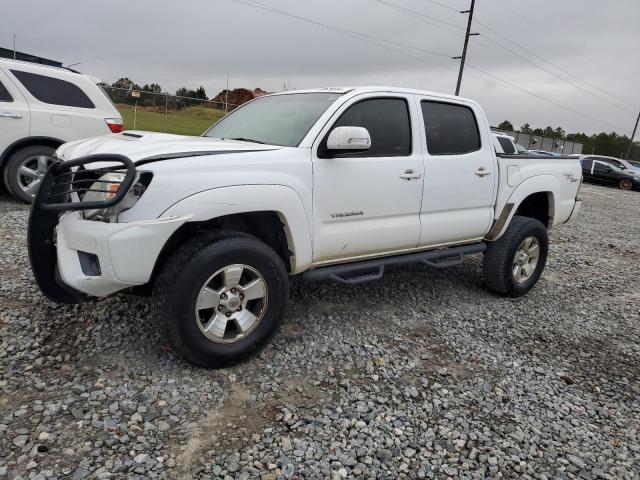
[416,97,497,247]
[311,94,424,263]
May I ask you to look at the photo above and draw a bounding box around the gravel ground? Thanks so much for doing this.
[0,183,638,480]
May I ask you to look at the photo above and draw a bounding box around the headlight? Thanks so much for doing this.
[82,171,151,222]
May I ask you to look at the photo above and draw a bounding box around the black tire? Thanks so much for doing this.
[3,145,56,203]
[483,215,548,297]
[152,231,289,368]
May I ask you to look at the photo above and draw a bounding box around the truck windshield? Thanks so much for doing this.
[204,92,342,147]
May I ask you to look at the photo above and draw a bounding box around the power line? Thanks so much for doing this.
[371,0,465,31]
[466,63,629,132]
[230,0,631,132]
[472,17,639,109]
[473,34,638,116]
[229,0,452,60]
[369,0,638,115]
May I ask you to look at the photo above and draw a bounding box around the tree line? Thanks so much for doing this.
[101,78,218,109]
[496,120,639,160]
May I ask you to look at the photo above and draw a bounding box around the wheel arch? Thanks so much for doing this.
[486,175,559,241]
[136,185,312,294]
[0,136,65,169]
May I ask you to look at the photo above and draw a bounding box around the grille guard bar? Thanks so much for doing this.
[28,154,136,304]
[37,154,137,211]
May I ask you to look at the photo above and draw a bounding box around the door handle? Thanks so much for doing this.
[0,112,22,119]
[475,167,492,177]
[399,169,422,180]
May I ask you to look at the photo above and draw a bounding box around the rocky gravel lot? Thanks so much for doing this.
[0,183,639,480]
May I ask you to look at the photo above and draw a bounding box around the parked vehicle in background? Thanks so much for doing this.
[580,158,640,190]
[528,149,561,157]
[492,132,517,154]
[579,154,640,174]
[28,86,582,367]
[628,160,640,169]
[0,58,122,202]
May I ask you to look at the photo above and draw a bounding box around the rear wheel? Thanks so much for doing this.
[483,216,548,297]
[152,232,289,367]
[619,178,633,190]
[3,145,56,203]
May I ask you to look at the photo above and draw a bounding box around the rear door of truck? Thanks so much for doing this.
[415,96,498,246]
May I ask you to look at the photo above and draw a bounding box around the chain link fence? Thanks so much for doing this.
[101,86,240,136]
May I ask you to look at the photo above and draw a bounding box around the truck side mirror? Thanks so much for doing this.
[326,126,371,152]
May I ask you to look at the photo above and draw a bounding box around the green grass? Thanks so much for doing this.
[117,104,225,136]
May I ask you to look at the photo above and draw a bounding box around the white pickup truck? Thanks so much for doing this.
[28,86,582,367]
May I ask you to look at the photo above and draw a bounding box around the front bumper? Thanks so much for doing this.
[54,212,190,297]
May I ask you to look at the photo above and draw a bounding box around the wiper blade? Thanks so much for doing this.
[226,137,266,144]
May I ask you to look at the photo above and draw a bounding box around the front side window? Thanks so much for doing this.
[421,101,480,155]
[10,70,95,108]
[205,92,342,147]
[0,79,12,102]
[320,97,412,157]
[593,161,610,172]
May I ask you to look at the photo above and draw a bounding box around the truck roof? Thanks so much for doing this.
[269,86,480,106]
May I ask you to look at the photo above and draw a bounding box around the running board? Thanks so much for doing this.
[303,243,486,285]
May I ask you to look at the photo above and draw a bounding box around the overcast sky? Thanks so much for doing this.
[3,0,639,135]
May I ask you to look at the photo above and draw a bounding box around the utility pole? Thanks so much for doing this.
[624,110,640,159]
[13,34,16,59]
[454,0,478,96]
[225,73,229,113]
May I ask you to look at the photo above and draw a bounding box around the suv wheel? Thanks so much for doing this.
[152,232,289,368]
[3,145,56,203]
[483,215,549,297]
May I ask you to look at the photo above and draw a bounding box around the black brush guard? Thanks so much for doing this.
[28,154,136,304]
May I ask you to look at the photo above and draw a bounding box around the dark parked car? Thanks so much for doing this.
[626,159,640,169]
[580,159,640,190]
[581,155,640,174]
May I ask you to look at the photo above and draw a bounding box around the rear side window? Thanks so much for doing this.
[11,70,95,108]
[0,80,12,102]
[322,97,412,157]
[496,136,515,154]
[580,159,592,169]
[421,101,480,155]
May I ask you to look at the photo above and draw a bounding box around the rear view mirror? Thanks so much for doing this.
[327,126,371,151]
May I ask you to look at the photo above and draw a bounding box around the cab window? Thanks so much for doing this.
[319,97,412,158]
[0,79,12,102]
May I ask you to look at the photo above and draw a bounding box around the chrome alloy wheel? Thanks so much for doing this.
[195,264,268,343]
[512,236,540,283]
[17,155,54,197]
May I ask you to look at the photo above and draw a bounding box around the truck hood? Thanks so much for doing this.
[55,131,280,163]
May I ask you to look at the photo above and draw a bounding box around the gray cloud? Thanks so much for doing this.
[3,0,639,134]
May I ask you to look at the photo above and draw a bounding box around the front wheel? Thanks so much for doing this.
[152,232,289,367]
[483,216,549,297]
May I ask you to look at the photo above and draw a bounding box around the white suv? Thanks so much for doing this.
[0,58,122,202]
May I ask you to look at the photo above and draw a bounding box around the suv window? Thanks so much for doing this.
[11,70,95,108]
[496,136,515,154]
[0,79,12,102]
[421,101,480,155]
[321,97,412,157]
